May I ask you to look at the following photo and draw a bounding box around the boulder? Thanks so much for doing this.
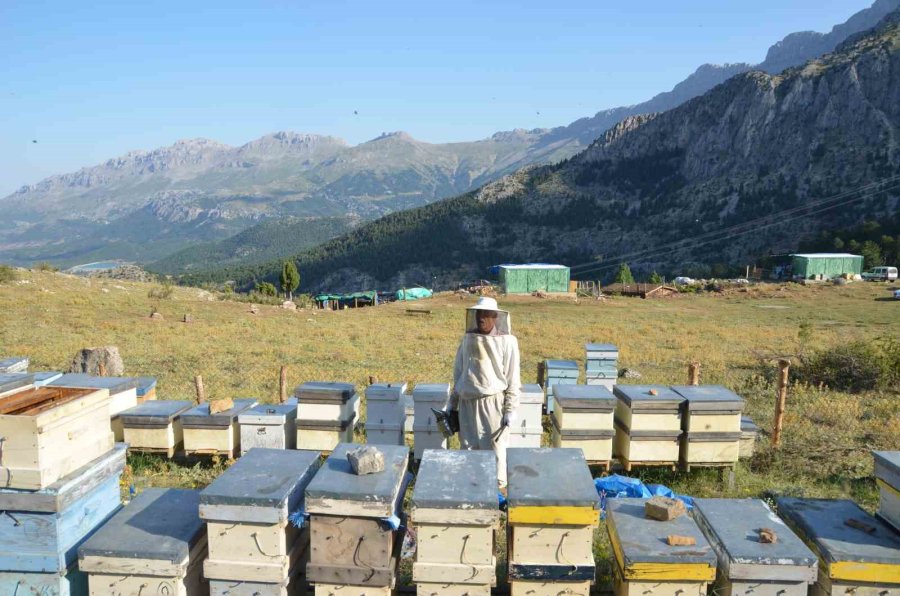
[347,445,385,475]
[70,346,124,376]
[282,300,297,311]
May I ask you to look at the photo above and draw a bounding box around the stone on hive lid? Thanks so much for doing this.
[120,400,193,426]
[874,451,900,489]
[614,385,684,410]
[181,398,257,427]
[670,385,745,412]
[294,382,356,402]
[200,448,320,524]
[348,445,385,475]
[507,448,597,510]
[305,443,409,518]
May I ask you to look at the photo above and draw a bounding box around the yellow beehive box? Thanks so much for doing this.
[670,385,743,434]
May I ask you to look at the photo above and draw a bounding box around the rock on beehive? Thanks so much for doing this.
[348,445,385,475]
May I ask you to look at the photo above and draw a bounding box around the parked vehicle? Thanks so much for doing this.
[894,288,900,300]
[862,266,898,281]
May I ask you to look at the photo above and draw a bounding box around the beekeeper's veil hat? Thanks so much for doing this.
[465,296,511,334]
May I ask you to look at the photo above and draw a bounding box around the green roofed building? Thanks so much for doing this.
[494,264,571,294]
[790,253,864,280]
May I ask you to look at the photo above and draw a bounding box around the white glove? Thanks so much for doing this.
[502,411,518,427]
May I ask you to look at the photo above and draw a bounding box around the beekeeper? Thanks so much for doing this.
[449,296,521,487]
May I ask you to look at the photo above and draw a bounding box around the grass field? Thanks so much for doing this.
[1,271,897,589]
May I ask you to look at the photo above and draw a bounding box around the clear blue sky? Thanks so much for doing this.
[0,0,872,196]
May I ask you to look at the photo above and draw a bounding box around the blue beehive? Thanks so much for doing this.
[543,359,578,413]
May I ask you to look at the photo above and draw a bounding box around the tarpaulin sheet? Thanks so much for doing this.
[595,474,693,518]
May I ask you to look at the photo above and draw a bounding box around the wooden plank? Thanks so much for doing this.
[0,387,95,415]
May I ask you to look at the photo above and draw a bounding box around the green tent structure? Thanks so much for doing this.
[494,264,571,294]
[790,253,864,279]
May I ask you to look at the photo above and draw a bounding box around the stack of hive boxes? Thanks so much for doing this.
[693,498,817,596]
[584,343,618,390]
[671,385,744,470]
[412,383,449,460]
[48,373,139,442]
[239,402,298,454]
[365,382,407,446]
[777,497,900,595]
[201,449,321,595]
[305,444,411,595]
[507,448,599,596]
[551,385,615,465]
[874,451,900,533]
[0,443,125,595]
[412,450,499,595]
[543,359,578,413]
[612,385,683,471]
[606,498,717,595]
[295,382,359,451]
[181,398,258,458]
[508,384,544,448]
[0,356,28,373]
[121,400,194,457]
[78,488,207,595]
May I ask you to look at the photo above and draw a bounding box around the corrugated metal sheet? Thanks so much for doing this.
[792,254,863,279]
[500,265,570,294]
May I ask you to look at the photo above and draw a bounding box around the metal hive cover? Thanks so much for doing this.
[607,498,716,566]
[671,385,745,411]
[554,384,615,410]
[614,385,683,409]
[585,343,618,353]
[238,402,297,424]
[413,450,497,511]
[874,451,900,489]
[200,448,320,510]
[520,384,545,404]
[48,373,139,394]
[507,448,598,509]
[120,400,194,426]
[365,382,407,401]
[305,443,409,510]
[293,382,355,402]
[181,398,257,427]
[544,359,578,370]
[0,373,34,393]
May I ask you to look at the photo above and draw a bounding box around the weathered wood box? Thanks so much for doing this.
[0,444,125,574]
[874,450,900,533]
[613,385,683,469]
[0,566,87,596]
[551,385,615,463]
[411,450,499,593]
[0,372,34,397]
[238,403,298,454]
[78,488,207,596]
[0,386,114,490]
[201,448,321,588]
[121,400,194,457]
[606,498,716,596]
[181,398,257,458]
[693,498,817,596]
[507,448,599,593]
[295,382,359,421]
[509,384,544,449]
[297,414,357,452]
[776,497,900,595]
[48,374,139,443]
[305,444,410,589]
[543,360,579,413]
[412,384,449,460]
[671,385,744,468]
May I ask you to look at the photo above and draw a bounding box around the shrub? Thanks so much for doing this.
[255,281,277,297]
[614,263,634,284]
[294,293,314,309]
[34,261,59,272]
[795,337,899,393]
[148,281,175,300]
[0,264,18,284]
[648,271,663,284]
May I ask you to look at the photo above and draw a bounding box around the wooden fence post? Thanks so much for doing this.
[279,366,288,404]
[195,375,206,405]
[98,361,107,377]
[772,359,791,448]
[688,362,701,386]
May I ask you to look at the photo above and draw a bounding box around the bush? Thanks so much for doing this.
[795,337,900,393]
[255,281,277,296]
[0,264,18,284]
[148,281,175,300]
[34,261,59,272]
[294,293,314,309]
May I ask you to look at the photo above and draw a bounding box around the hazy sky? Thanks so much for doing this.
[0,0,873,195]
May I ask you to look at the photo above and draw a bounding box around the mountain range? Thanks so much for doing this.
[188,8,900,292]
[1,0,897,270]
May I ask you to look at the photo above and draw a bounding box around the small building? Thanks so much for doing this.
[771,253,864,280]
[493,263,571,294]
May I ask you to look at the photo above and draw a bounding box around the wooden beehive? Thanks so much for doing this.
[776,497,900,594]
[0,385,114,490]
[48,374,139,442]
[694,498,817,596]
[305,444,410,589]
[508,384,544,449]
[671,385,743,468]
[0,372,34,397]
[0,444,125,574]
[606,498,716,596]
[121,400,193,457]
[313,585,394,596]
[366,383,407,447]
[238,403,298,454]
[613,385,683,470]
[411,450,499,591]
[78,488,207,596]
[506,448,599,592]
[201,449,320,587]
[295,382,359,420]
[0,567,87,596]
[210,570,308,596]
[297,414,357,452]
[874,450,900,532]
[181,398,257,458]
[551,385,615,464]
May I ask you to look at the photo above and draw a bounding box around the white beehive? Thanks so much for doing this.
[365,383,407,447]
[413,384,450,460]
[238,402,298,454]
[181,398,258,458]
[121,399,194,457]
[671,385,744,469]
[551,385,615,464]
[613,385,683,470]
[509,384,544,449]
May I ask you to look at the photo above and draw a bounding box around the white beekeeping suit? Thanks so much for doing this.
[450,297,521,487]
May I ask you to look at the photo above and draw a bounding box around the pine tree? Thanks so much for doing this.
[280,261,300,301]
[648,271,663,284]
[614,263,635,284]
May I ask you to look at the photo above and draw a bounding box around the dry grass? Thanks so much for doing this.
[1,271,897,590]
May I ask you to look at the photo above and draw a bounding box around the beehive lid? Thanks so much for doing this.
[607,499,716,580]
[32,371,62,387]
[135,377,157,396]
[741,415,759,433]
[200,449,320,522]
[78,488,204,567]
[0,443,127,513]
[412,383,450,402]
[239,402,298,424]
[0,357,28,373]
[366,382,407,401]
[120,400,193,426]
[554,384,615,411]
[520,384,544,404]
[181,398,257,427]
[507,448,597,509]
[293,382,355,403]
[776,498,900,578]
[693,499,816,581]
[614,385,683,410]
[874,451,900,490]
[585,343,618,353]
[48,373,139,395]
[412,450,497,513]
[305,443,409,518]
[0,373,34,394]
[671,385,745,412]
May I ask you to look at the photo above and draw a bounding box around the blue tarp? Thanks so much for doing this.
[395,287,433,301]
[594,474,694,518]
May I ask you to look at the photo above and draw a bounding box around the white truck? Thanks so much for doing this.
[862,266,898,281]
